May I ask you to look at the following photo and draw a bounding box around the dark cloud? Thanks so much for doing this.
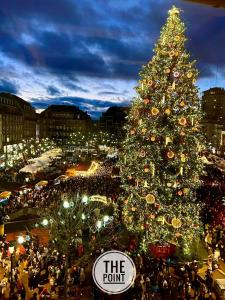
[0,79,18,94]
[32,96,130,119]
[0,0,224,94]
[47,86,61,96]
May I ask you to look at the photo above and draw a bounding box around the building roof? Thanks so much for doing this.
[185,0,225,7]
[203,87,225,96]
[40,104,91,120]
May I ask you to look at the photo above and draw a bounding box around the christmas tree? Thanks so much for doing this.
[120,6,205,252]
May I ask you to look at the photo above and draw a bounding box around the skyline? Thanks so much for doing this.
[0,0,225,118]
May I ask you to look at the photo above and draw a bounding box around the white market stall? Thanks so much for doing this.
[19,148,62,174]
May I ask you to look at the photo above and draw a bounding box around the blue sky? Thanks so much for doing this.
[0,0,224,118]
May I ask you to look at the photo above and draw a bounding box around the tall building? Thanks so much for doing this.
[0,93,37,153]
[39,105,92,144]
[99,106,129,135]
[202,87,225,149]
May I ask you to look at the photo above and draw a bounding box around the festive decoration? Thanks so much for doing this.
[178,117,187,126]
[167,151,175,159]
[146,194,156,204]
[151,107,159,116]
[172,218,182,229]
[119,6,205,253]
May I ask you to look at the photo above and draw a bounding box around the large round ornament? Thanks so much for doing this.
[172,218,182,229]
[165,108,171,115]
[145,194,156,204]
[167,151,175,159]
[187,72,193,78]
[151,107,159,116]
[178,117,187,126]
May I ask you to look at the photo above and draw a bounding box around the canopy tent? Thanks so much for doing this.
[20,148,62,174]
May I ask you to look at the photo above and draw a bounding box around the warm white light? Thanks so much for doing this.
[81,213,86,220]
[82,195,88,203]
[18,236,25,244]
[97,221,102,229]
[42,219,49,226]
[9,246,15,254]
[103,215,110,223]
[63,200,70,208]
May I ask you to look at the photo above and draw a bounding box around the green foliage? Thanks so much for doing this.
[119,6,205,249]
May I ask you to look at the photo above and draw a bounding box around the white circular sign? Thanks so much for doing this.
[92,250,136,294]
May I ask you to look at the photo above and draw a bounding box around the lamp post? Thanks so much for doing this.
[5,136,9,168]
[9,245,15,295]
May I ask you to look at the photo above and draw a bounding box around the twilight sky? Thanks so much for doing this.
[0,0,224,118]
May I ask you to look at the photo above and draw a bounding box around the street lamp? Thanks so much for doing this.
[9,245,15,295]
[17,235,25,244]
[63,200,70,209]
[5,136,9,168]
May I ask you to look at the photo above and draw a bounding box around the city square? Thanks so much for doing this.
[0,0,225,299]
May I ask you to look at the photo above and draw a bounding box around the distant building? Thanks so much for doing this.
[99,106,129,135]
[39,105,92,144]
[0,93,37,153]
[202,87,225,149]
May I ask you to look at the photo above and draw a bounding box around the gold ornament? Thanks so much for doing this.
[145,194,156,204]
[148,80,153,87]
[141,128,147,134]
[150,214,155,219]
[167,151,175,159]
[178,117,187,126]
[169,51,175,57]
[150,136,156,142]
[174,51,179,57]
[174,35,180,42]
[187,72,193,78]
[130,129,136,135]
[165,108,171,115]
[180,101,185,107]
[131,207,136,212]
[151,107,159,116]
[165,68,171,74]
[172,218,182,229]
[165,136,172,145]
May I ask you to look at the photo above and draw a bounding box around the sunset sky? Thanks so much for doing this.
[0,0,224,118]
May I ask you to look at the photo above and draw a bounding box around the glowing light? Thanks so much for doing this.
[97,221,102,229]
[103,215,110,223]
[63,200,70,209]
[42,218,49,226]
[18,236,25,244]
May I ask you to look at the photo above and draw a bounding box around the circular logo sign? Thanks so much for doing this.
[92,250,136,294]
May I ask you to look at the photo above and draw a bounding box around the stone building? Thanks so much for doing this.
[38,105,92,144]
[202,87,225,150]
[0,93,37,153]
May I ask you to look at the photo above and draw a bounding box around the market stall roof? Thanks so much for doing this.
[20,148,62,174]
[0,191,11,199]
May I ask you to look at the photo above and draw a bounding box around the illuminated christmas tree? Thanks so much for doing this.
[120,6,205,253]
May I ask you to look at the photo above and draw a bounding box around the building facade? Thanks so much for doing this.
[202,87,225,150]
[0,93,37,153]
[39,105,92,144]
[99,106,129,135]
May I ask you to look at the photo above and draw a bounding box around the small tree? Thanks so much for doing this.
[41,194,112,298]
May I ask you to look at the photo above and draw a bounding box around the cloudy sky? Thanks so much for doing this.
[0,0,224,118]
